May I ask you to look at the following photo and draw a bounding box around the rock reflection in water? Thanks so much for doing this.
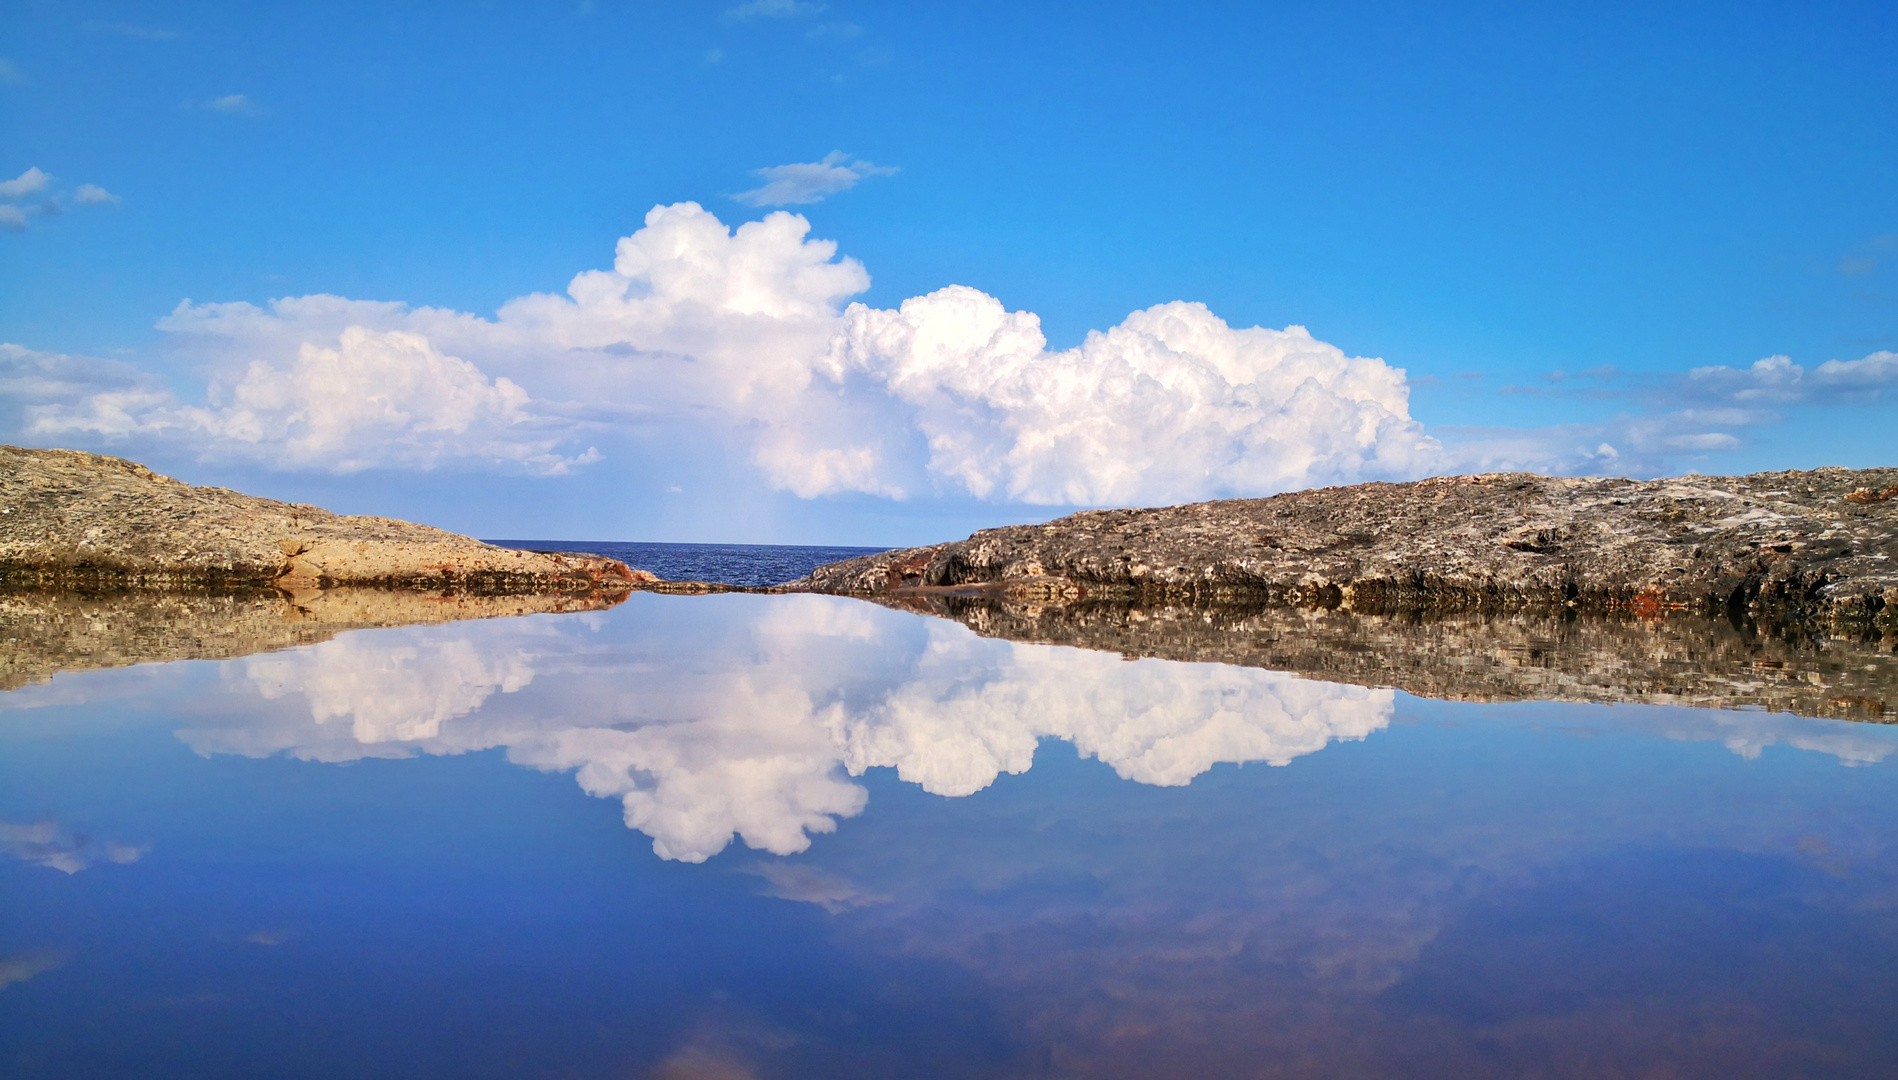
[0,586,625,693]
[880,594,1898,723]
[9,591,1898,1078]
[169,594,1897,866]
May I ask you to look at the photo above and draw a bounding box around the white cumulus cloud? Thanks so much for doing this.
[11,201,1841,497]
[0,206,27,233]
[0,202,1459,496]
[818,286,1440,505]
[734,151,897,207]
[73,184,119,205]
[31,327,598,475]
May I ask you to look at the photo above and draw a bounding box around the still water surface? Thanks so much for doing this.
[4,550,1898,1078]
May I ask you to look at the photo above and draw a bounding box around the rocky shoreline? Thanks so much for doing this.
[7,448,1898,722]
[790,468,1898,632]
[1,446,649,595]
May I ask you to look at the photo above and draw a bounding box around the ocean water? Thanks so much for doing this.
[485,540,890,587]
[4,547,1898,1078]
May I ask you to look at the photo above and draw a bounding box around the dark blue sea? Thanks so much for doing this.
[485,540,890,587]
[5,545,1898,1078]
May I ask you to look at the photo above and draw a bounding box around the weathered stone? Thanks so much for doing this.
[0,446,648,594]
[873,594,1898,724]
[790,468,1898,631]
[0,586,627,693]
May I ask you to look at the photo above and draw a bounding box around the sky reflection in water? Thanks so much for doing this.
[3,593,1898,1078]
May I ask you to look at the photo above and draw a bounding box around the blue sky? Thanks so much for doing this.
[3,0,1894,543]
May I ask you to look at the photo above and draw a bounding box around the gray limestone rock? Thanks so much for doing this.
[789,469,1898,631]
[0,445,647,594]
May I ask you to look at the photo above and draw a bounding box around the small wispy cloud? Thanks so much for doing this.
[84,20,181,41]
[733,151,897,207]
[0,59,24,85]
[703,47,725,64]
[1838,233,1893,277]
[805,21,863,42]
[724,0,825,22]
[1681,352,1898,405]
[1,169,122,233]
[201,93,260,115]
[0,167,49,199]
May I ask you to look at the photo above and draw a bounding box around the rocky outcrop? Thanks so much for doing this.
[875,594,1898,724]
[790,468,1898,630]
[0,446,650,594]
[0,586,627,692]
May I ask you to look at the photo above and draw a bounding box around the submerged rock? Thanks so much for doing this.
[790,468,1898,630]
[0,446,648,594]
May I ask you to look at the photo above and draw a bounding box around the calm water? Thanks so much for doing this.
[4,554,1898,1077]
[485,540,890,587]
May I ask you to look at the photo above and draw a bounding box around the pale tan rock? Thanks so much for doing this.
[0,445,645,594]
[790,468,1898,630]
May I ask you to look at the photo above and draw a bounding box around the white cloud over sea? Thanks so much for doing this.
[9,202,1896,504]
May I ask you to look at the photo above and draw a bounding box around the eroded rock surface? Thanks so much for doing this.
[878,595,1898,724]
[792,469,1898,630]
[0,587,626,692]
[1,446,646,594]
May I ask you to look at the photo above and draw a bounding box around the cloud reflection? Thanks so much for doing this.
[244,635,536,751]
[0,820,148,874]
[0,954,62,991]
[179,596,1391,861]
